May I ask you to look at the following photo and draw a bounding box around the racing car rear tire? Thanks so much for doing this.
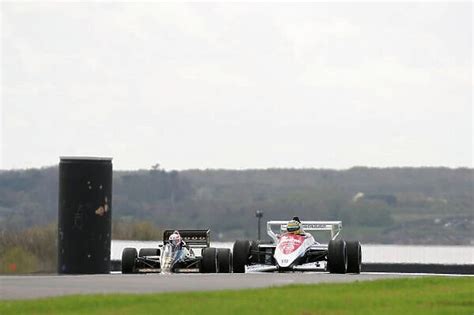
[346,241,362,273]
[201,247,218,273]
[122,247,138,274]
[233,240,251,273]
[139,248,161,257]
[327,240,347,274]
[217,248,233,273]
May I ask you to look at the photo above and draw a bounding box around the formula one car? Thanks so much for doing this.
[232,220,361,273]
[121,229,232,274]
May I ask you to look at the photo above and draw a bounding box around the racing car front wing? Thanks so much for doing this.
[245,261,326,273]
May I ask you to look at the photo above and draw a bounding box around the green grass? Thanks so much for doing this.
[0,277,473,315]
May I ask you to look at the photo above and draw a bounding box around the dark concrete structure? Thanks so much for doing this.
[58,157,113,274]
[362,263,474,275]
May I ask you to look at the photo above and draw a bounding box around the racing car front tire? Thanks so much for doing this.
[138,248,161,257]
[346,241,362,273]
[327,240,347,274]
[233,240,251,273]
[201,247,218,273]
[217,248,233,273]
[122,247,138,274]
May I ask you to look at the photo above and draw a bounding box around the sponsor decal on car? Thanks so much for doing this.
[278,234,304,255]
[302,224,329,229]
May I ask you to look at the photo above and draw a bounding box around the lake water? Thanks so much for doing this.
[111,240,474,265]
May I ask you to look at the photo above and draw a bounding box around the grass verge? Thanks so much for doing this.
[0,276,473,315]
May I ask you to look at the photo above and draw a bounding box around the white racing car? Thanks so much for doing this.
[232,219,361,273]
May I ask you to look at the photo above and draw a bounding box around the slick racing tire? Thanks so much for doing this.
[217,248,233,273]
[201,247,218,273]
[138,248,161,257]
[346,241,362,274]
[233,240,251,273]
[327,240,347,274]
[122,248,138,274]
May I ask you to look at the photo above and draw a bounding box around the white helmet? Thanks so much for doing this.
[169,231,182,246]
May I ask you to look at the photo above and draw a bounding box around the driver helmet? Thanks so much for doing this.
[286,220,302,234]
[169,230,182,247]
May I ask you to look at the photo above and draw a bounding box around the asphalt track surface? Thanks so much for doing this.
[0,272,425,300]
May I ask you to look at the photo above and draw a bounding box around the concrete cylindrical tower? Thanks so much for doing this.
[58,157,112,274]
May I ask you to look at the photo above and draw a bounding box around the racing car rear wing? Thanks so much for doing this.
[266,221,342,243]
[163,229,210,248]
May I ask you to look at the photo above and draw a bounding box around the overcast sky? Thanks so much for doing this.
[1,2,472,170]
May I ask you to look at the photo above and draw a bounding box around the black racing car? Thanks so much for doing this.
[121,229,232,274]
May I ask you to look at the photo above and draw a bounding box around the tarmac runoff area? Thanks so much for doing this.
[1,272,466,300]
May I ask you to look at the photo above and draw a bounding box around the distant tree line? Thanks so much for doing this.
[0,167,472,244]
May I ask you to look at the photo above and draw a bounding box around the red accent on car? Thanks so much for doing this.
[278,233,305,255]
